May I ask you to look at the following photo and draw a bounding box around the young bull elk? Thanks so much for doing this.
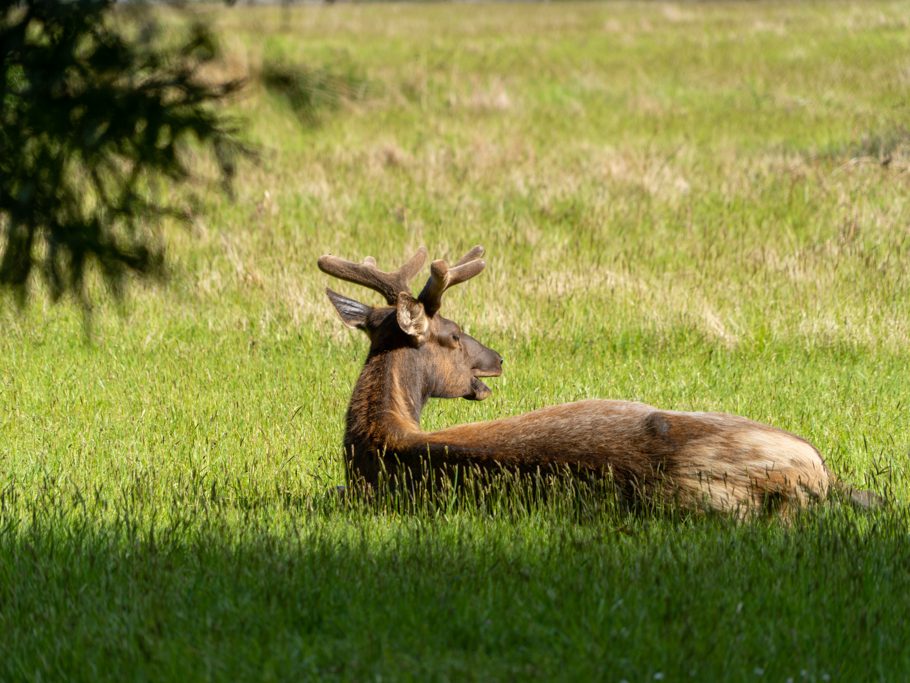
[319,245,874,515]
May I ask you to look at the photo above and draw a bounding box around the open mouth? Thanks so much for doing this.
[469,376,491,400]
[468,369,501,401]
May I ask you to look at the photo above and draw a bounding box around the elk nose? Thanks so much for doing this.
[498,354,504,365]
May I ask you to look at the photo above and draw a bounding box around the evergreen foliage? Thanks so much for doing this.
[0,0,241,306]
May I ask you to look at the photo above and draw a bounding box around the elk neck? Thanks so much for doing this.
[344,345,430,453]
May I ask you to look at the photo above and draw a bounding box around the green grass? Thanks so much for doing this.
[3,1,910,679]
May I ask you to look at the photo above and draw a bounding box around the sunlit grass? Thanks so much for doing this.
[2,1,910,679]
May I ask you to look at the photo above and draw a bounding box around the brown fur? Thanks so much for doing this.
[321,247,845,516]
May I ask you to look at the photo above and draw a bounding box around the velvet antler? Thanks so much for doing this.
[418,245,486,316]
[317,247,428,305]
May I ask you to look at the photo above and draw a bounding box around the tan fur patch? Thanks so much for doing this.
[671,427,829,513]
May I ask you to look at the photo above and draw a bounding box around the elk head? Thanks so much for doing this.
[318,246,503,401]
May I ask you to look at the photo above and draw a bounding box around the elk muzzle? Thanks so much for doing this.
[464,334,503,401]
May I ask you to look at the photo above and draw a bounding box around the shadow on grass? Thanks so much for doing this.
[2,490,910,681]
[260,59,369,126]
[814,126,910,167]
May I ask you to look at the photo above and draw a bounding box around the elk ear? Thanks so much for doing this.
[326,288,371,330]
[396,292,429,344]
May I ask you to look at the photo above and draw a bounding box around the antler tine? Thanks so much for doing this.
[418,245,486,316]
[453,245,484,267]
[318,247,428,305]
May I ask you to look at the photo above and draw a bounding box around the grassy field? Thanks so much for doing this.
[3,1,910,679]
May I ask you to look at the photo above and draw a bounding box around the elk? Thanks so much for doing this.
[319,245,874,515]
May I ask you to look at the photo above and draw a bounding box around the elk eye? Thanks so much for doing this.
[452,333,460,343]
